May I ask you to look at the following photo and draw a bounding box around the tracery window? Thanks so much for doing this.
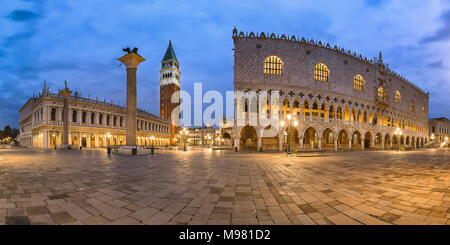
[394,90,401,103]
[410,102,415,112]
[314,63,329,81]
[353,74,364,91]
[377,87,385,100]
[264,56,283,75]
[421,106,425,116]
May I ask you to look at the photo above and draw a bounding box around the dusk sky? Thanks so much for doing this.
[1,0,449,129]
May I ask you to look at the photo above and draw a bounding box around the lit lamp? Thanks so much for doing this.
[181,128,189,151]
[281,114,298,155]
[431,134,435,141]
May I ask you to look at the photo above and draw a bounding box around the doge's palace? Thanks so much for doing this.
[232,28,429,152]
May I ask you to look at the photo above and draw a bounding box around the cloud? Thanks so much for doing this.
[6,10,40,22]
[0,0,449,129]
[421,10,450,43]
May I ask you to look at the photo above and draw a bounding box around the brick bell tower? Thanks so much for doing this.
[160,40,180,145]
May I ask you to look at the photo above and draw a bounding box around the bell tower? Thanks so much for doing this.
[160,40,180,144]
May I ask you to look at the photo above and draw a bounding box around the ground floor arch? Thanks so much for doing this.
[321,128,334,150]
[303,127,318,149]
[352,130,362,149]
[240,125,257,151]
[364,132,372,149]
[338,129,349,150]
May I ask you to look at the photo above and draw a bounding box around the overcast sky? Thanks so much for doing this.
[1,0,449,128]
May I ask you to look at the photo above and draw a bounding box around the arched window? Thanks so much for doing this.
[314,63,329,81]
[394,90,401,103]
[353,74,364,91]
[409,101,415,112]
[377,87,385,100]
[421,106,425,116]
[264,56,282,75]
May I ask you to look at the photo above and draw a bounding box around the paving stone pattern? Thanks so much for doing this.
[0,148,449,225]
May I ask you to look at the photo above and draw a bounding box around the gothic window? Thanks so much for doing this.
[314,63,329,81]
[421,106,425,116]
[394,90,401,103]
[409,102,415,112]
[353,74,364,91]
[264,56,282,75]
[377,87,385,100]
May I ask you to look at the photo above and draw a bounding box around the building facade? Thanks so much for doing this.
[231,29,429,151]
[18,83,170,149]
[160,41,181,145]
[429,117,449,143]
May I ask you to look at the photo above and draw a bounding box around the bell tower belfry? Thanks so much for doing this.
[160,40,180,144]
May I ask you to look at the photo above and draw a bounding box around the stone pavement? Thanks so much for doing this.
[0,148,449,225]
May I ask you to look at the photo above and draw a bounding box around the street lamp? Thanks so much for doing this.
[394,128,402,151]
[431,134,435,141]
[280,114,298,155]
[180,128,189,151]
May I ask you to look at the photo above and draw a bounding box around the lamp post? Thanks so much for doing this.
[180,128,189,151]
[280,114,298,155]
[394,128,402,151]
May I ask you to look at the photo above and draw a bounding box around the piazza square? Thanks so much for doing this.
[1,1,450,235]
[0,147,449,225]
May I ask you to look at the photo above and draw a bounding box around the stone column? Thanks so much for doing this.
[318,138,322,150]
[43,131,49,149]
[381,138,385,150]
[257,136,262,151]
[118,52,146,146]
[58,86,72,146]
[361,139,364,150]
[349,139,352,150]
[334,138,338,151]
[278,133,283,152]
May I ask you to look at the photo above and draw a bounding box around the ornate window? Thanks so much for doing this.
[377,87,385,100]
[394,90,401,103]
[353,74,364,91]
[409,101,415,112]
[264,56,282,75]
[421,106,425,116]
[314,63,329,81]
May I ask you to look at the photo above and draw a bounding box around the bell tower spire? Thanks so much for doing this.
[159,40,181,145]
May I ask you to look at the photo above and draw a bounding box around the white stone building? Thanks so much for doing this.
[18,83,170,149]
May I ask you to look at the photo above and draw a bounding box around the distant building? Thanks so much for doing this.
[231,28,429,151]
[17,82,170,149]
[429,117,449,143]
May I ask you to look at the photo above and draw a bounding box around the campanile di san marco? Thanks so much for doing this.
[160,40,181,145]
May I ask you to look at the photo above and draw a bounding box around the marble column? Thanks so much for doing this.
[118,52,146,146]
[58,85,72,146]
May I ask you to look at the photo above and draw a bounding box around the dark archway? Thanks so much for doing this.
[338,129,349,150]
[321,128,334,150]
[240,125,257,151]
[303,127,318,149]
[364,132,372,149]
